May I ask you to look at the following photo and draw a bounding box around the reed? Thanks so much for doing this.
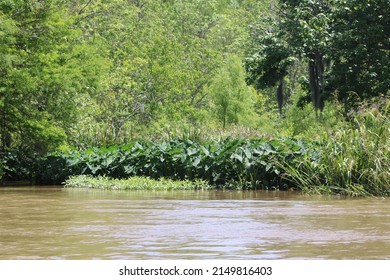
[278,112,390,196]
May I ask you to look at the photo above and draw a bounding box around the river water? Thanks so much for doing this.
[1,186,390,260]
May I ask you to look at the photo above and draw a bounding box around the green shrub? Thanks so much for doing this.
[1,149,39,182]
[7,120,388,196]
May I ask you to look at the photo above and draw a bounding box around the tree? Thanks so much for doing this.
[0,1,105,153]
[246,0,333,118]
[67,0,263,143]
[247,0,389,118]
[0,11,18,152]
[328,0,390,111]
[208,55,257,129]
[245,33,293,115]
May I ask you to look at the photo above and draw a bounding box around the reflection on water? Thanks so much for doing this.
[1,187,390,260]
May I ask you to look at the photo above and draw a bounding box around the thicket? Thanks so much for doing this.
[0,0,267,152]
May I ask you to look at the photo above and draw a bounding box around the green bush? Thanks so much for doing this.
[1,149,39,182]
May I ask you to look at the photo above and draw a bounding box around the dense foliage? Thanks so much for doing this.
[246,0,389,116]
[0,0,267,152]
[36,138,313,189]
[1,0,389,196]
[2,113,389,195]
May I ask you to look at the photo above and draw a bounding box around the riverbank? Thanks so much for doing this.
[2,113,389,196]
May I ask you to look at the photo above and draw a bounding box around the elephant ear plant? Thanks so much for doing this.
[5,127,389,196]
[37,138,312,190]
[1,149,41,184]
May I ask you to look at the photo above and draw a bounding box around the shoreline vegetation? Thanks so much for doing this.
[3,112,389,197]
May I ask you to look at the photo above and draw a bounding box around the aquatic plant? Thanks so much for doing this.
[4,114,388,196]
[278,113,390,196]
[65,175,212,191]
[38,138,310,189]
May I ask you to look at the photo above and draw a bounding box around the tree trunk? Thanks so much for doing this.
[276,78,284,115]
[308,52,324,120]
[0,109,11,154]
[316,53,324,112]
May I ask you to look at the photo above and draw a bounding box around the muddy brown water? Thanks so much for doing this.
[1,186,390,259]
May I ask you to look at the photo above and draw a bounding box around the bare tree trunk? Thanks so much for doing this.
[222,106,227,130]
[308,60,318,119]
[316,52,324,113]
[309,52,325,120]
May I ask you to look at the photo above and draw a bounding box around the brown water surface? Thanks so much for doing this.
[1,187,390,259]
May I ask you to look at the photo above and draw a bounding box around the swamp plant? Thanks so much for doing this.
[65,175,212,191]
[278,112,390,196]
[37,138,310,189]
[3,112,389,196]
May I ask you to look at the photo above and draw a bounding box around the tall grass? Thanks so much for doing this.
[278,112,390,196]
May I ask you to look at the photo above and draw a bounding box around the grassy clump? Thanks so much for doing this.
[278,112,390,196]
[65,175,212,191]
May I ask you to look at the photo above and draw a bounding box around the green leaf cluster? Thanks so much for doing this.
[35,138,313,190]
